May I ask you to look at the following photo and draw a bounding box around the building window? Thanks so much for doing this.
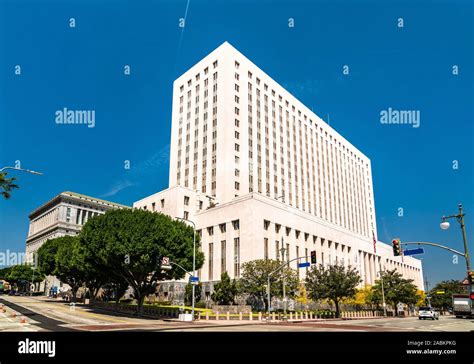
[264,238,268,260]
[219,223,226,233]
[66,207,71,223]
[234,237,240,277]
[209,243,214,280]
[263,220,270,230]
[221,240,226,274]
[184,196,190,206]
[151,202,156,211]
[235,182,240,190]
[213,60,218,68]
[161,199,165,208]
[207,226,214,236]
[276,240,280,260]
[232,220,240,230]
[184,211,189,220]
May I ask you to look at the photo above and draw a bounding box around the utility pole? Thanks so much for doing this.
[378,262,387,317]
[279,242,287,320]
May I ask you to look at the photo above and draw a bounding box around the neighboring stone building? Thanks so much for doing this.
[133,41,425,299]
[25,191,128,292]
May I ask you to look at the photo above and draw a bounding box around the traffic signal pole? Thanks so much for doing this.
[267,255,310,320]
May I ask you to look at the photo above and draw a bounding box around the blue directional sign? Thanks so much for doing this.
[190,276,199,282]
[403,248,424,256]
[298,262,311,268]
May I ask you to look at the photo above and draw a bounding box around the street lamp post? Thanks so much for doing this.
[440,204,471,272]
[176,217,196,321]
[0,166,43,175]
[377,265,387,317]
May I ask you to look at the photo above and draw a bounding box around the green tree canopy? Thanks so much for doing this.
[54,236,86,302]
[370,269,420,314]
[7,264,44,292]
[184,282,202,306]
[240,259,299,311]
[0,172,19,199]
[79,209,204,313]
[305,263,361,318]
[0,266,13,280]
[211,272,238,305]
[429,280,466,310]
[37,238,61,276]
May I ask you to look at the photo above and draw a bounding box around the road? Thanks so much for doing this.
[1,295,472,332]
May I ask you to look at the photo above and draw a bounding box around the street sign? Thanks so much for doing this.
[403,248,424,256]
[190,276,199,282]
[298,262,310,268]
[160,256,172,271]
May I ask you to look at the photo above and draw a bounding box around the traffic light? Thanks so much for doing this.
[392,238,402,256]
[468,271,474,285]
[310,250,317,264]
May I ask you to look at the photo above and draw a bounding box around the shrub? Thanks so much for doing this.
[195,301,207,309]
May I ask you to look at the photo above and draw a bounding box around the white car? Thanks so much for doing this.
[418,306,440,320]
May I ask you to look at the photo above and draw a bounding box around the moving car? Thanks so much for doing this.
[418,306,439,320]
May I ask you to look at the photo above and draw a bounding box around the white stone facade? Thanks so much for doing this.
[134,42,424,290]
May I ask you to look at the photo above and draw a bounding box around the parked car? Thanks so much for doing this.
[418,306,440,320]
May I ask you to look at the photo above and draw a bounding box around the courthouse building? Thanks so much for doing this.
[133,41,424,296]
[25,191,128,291]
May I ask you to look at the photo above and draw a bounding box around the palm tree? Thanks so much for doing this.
[0,172,19,199]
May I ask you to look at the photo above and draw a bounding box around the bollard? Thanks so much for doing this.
[20,317,27,324]
[272,312,275,321]
[290,312,293,320]
[227,312,230,321]
[206,312,209,320]
[305,312,308,320]
[249,312,253,321]
[239,312,243,321]
[310,312,313,320]
[258,312,262,321]
[216,312,219,321]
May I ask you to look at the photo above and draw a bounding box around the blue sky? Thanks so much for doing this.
[0,0,472,289]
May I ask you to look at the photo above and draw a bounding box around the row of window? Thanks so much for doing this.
[207,237,240,281]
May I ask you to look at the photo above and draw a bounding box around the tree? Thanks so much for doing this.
[211,272,238,305]
[370,269,420,315]
[0,266,12,280]
[184,282,202,306]
[37,238,61,276]
[343,285,373,309]
[54,236,86,302]
[101,278,130,307]
[0,172,19,199]
[79,209,204,313]
[7,264,44,293]
[429,280,465,311]
[240,259,298,311]
[305,263,361,318]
